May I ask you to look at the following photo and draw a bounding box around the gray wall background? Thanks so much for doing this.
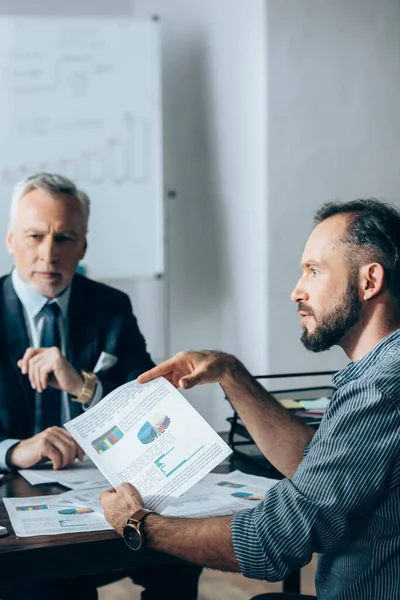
[1,1,399,429]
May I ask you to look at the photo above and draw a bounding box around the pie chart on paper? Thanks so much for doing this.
[137,413,171,445]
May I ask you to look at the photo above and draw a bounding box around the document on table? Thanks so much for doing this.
[19,457,108,489]
[3,484,112,537]
[65,377,232,511]
[162,470,279,518]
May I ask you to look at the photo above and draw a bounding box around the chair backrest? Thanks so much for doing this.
[226,370,337,471]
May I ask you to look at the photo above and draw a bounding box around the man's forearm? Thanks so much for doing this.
[221,358,315,477]
[145,514,240,572]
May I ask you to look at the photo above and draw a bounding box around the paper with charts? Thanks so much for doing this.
[162,470,280,519]
[65,377,232,511]
[3,484,112,537]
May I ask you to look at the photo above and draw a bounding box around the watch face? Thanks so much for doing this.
[123,523,142,551]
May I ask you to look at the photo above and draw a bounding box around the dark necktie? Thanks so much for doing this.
[40,302,62,429]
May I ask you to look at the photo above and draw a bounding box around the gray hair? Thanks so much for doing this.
[8,173,90,232]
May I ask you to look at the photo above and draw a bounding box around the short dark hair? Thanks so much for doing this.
[314,198,400,299]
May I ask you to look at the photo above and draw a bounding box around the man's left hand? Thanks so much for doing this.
[101,483,144,534]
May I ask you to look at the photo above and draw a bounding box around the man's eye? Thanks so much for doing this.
[310,268,319,277]
[56,235,73,243]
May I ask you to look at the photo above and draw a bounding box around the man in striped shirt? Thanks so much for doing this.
[102,199,400,599]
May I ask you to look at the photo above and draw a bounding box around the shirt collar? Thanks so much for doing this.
[332,328,400,388]
[11,268,71,320]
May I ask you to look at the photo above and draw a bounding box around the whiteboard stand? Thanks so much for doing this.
[162,186,177,361]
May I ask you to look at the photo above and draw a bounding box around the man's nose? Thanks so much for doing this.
[291,278,309,303]
[39,237,58,263]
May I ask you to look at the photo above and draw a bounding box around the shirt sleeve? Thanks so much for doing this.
[231,381,400,581]
[0,439,21,471]
[81,379,103,411]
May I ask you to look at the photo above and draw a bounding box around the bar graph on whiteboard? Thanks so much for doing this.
[0,113,150,187]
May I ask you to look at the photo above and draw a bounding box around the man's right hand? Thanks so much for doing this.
[137,350,238,389]
[7,427,85,470]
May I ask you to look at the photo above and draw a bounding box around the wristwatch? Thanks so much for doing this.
[72,370,98,404]
[122,508,155,551]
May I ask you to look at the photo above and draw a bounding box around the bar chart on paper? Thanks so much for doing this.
[155,440,205,478]
[92,425,124,454]
[16,504,48,512]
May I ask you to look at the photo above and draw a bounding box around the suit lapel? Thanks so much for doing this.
[68,275,97,369]
[2,274,35,426]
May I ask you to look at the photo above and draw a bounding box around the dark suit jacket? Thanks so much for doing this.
[0,273,155,442]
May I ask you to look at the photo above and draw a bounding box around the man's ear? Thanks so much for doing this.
[5,231,14,256]
[360,263,385,300]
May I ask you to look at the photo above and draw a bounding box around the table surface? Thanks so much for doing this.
[0,448,279,584]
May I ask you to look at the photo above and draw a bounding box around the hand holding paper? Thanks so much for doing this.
[101,483,144,535]
[65,377,231,512]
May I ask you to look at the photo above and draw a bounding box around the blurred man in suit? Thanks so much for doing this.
[1,173,201,600]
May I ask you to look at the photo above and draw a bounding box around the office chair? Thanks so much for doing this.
[227,371,336,471]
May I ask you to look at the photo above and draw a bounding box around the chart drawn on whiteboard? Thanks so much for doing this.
[1,114,150,187]
[4,22,114,97]
[0,17,163,279]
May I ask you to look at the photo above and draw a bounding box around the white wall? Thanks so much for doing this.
[132,0,269,429]
[266,0,400,375]
[0,0,268,431]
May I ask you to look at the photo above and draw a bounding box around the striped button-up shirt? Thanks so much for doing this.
[231,329,400,599]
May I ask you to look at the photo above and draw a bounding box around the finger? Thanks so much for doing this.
[45,429,79,468]
[179,366,209,389]
[118,482,136,493]
[137,355,183,383]
[27,354,45,391]
[19,347,41,375]
[34,352,57,393]
[32,362,48,393]
[100,489,116,507]
[119,483,144,504]
[27,360,39,391]
[38,364,50,393]
[171,377,179,388]
[52,428,78,445]
[42,442,63,470]
[76,444,85,461]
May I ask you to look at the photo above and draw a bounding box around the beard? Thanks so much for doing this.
[300,279,362,353]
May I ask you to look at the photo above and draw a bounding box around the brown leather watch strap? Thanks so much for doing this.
[127,508,155,525]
